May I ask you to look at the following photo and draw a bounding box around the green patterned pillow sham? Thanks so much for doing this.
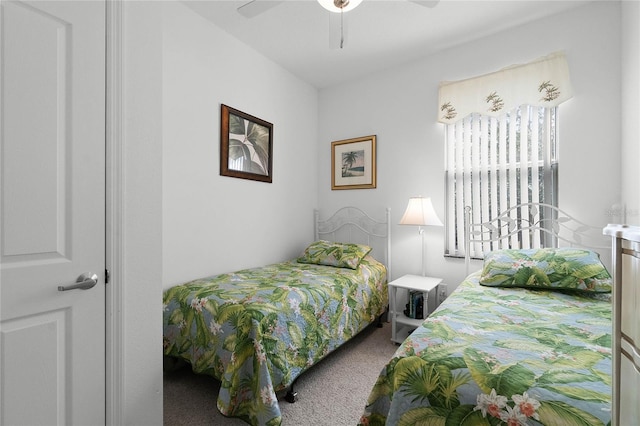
[297,240,372,269]
[479,247,612,293]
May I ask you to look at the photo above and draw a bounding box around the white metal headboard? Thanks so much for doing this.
[464,202,609,275]
[315,207,391,279]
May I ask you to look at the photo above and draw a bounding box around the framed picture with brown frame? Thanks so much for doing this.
[220,104,273,183]
[331,135,377,190]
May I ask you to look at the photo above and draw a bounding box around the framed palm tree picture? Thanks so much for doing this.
[220,104,273,183]
[331,135,376,190]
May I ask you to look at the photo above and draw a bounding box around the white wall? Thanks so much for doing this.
[162,2,319,288]
[621,0,640,225]
[318,1,622,290]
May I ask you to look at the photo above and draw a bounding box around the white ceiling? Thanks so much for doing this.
[183,0,593,89]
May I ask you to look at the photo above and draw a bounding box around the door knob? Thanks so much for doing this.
[58,273,99,291]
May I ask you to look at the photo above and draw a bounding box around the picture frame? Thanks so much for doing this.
[331,135,377,190]
[220,104,273,183]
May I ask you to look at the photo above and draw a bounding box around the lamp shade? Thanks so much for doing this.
[400,197,443,227]
[317,0,363,13]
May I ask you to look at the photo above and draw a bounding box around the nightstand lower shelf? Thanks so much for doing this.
[388,274,442,344]
[391,313,426,343]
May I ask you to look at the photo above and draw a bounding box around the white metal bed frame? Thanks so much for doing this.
[314,206,392,280]
[464,202,609,275]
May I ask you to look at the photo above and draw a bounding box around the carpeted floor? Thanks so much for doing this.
[163,322,399,425]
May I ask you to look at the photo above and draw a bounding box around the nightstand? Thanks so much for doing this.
[389,274,443,344]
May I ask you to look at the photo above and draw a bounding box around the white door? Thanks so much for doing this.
[0,1,106,425]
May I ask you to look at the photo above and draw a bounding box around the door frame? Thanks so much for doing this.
[105,2,163,422]
[106,0,125,422]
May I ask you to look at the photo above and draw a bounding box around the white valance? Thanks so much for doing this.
[437,51,573,124]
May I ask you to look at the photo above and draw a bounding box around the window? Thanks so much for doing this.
[437,52,572,258]
[444,105,558,258]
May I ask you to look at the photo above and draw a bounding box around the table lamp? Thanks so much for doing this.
[400,196,443,276]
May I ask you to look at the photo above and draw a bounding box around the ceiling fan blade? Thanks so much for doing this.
[408,0,440,8]
[237,0,284,18]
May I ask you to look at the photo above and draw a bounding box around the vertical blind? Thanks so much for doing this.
[444,106,558,258]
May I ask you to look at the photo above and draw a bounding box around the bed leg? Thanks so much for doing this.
[376,313,384,328]
[284,375,298,403]
[285,387,298,403]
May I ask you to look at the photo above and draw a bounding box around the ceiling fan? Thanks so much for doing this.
[237,0,440,48]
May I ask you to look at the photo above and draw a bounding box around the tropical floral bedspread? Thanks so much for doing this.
[163,255,387,426]
[360,272,612,426]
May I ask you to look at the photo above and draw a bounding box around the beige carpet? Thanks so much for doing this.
[163,322,398,425]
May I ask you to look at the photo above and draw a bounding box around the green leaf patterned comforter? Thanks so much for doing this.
[163,256,387,426]
[360,272,612,426]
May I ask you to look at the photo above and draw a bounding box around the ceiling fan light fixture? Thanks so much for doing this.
[317,0,363,13]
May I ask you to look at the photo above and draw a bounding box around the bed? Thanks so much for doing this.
[360,203,613,426]
[163,207,390,426]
